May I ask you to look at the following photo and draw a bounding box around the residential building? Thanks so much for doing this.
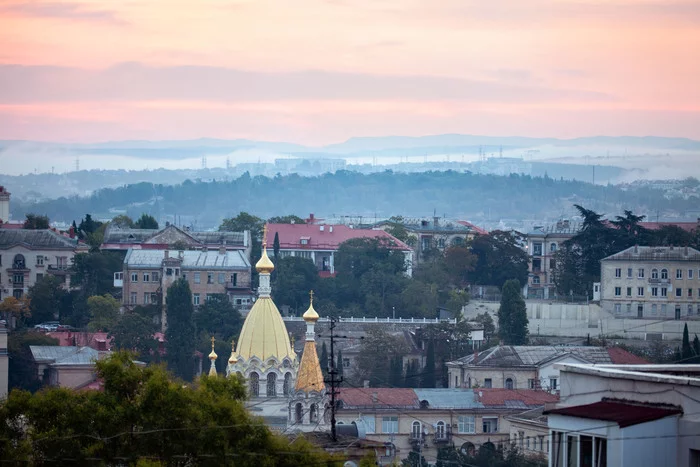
[118,247,253,329]
[265,222,413,277]
[506,407,549,462]
[374,217,486,264]
[46,331,111,351]
[599,245,700,319]
[525,220,580,299]
[0,323,7,399]
[29,345,104,389]
[0,229,88,301]
[446,345,647,393]
[0,186,9,224]
[101,223,250,256]
[545,363,700,466]
[336,387,558,460]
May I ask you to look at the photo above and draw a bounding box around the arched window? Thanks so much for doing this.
[295,403,303,424]
[283,372,292,396]
[249,372,259,397]
[661,269,668,279]
[550,243,557,252]
[13,254,25,269]
[309,404,317,423]
[411,421,422,439]
[436,421,446,439]
[651,269,659,279]
[267,372,277,397]
[451,237,464,246]
[461,442,476,456]
[505,378,514,390]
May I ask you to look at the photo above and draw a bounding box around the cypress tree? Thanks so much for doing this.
[498,279,529,345]
[320,341,329,377]
[336,349,344,380]
[694,335,700,358]
[421,341,436,388]
[682,323,692,361]
[165,278,196,380]
[273,232,280,259]
[389,356,403,388]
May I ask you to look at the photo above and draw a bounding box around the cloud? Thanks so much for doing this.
[0,62,617,104]
[0,1,127,25]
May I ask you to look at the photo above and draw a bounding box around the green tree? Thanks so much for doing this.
[336,348,344,381]
[220,212,264,237]
[273,231,280,259]
[271,256,318,312]
[402,450,429,467]
[473,312,496,345]
[694,335,700,357]
[194,294,243,343]
[110,313,158,360]
[682,323,693,361]
[498,279,529,345]
[444,246,477,287]
[135,213,159,229]
[72,251,124,297]
[267,214,306,224]
[389,355,404,387]
[165,278,196,380]
[384,216,411,243]
[404,359,420,388]
[468,230,528,288]
[27,275,68,325]
[87,294,121,332]
[23,213,50,229]
[110,214,135,228]
[421,341,436,388]
[7,331,59,391]
[445,288,470,315]
[356,328,408,387]
[320,341,329,377]
[77,213,102,238]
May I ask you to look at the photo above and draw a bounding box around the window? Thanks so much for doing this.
[614,286,621,296]
[144,293,151,305]
[689,288,694,298]
[36,273,43,281]
[360,415,375,434]
[526,437,530,450]
[528,378,537,389]
[152,271,159,282]
[232,273,238,286]
[36,255,44,266]
[661,287,668,297]
[309,403,318,423]
[538,436,545,451]
[626,304,632,314]
[218,273,225,284]
[282,372,292,396]
[143,272,150,282]
[532,276,540,285]
[676,288,682,297]
[382,416,398,434]
[651,287,658,297]
[638,304,644,318]
[194,272,201,284]
[651,304,657,315]
[638,268,645,278]
[627,268,633,278]
[130,292,137,305]
[676,306,682,320]
[458,416,475,434]
[166,268,173,276]
[205,273,212,284]
[626,287,632,297]
[206,294,214,302]
[193,294,200,305]
[677,269,683,279]
[689,305,694,316]
[435,421,447,439]
[661,304,667,315]
[637,287,644,296]
[690,269,694,279]
[249,372,259,397]
[554,434,607,467]
[550,378,558,391]
[411,421,422,439]
[482,417,498,433]
[343,358,351,368]
[615,268,621,278]
[652,269,659,279]
[13,254,26,269]
[661,269,668,279]
[505,378,514,389]
[483,378,492,388]
[550,242,557,252]
[267,373,277,396]
[614,303,621,313]
[131,272,138,282]
[438,238,446,248]
[300,238,308,245]
[533,243,542,256]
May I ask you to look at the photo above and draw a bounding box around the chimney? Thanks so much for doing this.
[164,250,169,259]
[309,213,315,222]
[363,380,370,388]
[473,349,479,364]
[371,392,378,403]
[320,225,325,232]
[433,216,439,228]
[68,226,75,239]
[329,225,333,233]
[219,245,226,255]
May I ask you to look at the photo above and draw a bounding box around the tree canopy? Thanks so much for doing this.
[135,213,159,229]
[23,213,50,229]
[498,279,529,345]
[165,278,196,380]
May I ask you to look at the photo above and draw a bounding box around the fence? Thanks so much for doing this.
[282,316,457,324]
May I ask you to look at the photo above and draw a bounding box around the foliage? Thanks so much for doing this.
[473,312,496,344]
[468,230,528,288]
[419,320,474,385]
[434,444,543,467]
[267,214,306,224]
[389,355,403,387]
[443,245,477,287]
[498,279,529,345]
[135,213,159,229]
[87,294,121,332]
[23,213,50,229]
[111,214,135,228]
[403,359,421,388]
[0,296,32,320]
[165,278,196,380]
[421,341,436,388]
[72,251,125,297]
[110,313,159,361]
[271,256,319,313]
[220,211,264,237]
[28,276,68,325]
[359,452,378,467]
[320,341,329,377]
[336,348,344,380]
[0,352,339,465]
[384,216,412,244]
[402,450,429,467]
[682,323,693,362]
[194,294,243,344]
[445,288,470,314]
[273,231,280,259]
[7,331,59,392]
[355,328,408,387]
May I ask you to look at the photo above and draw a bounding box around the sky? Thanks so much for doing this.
[0,0,699,144]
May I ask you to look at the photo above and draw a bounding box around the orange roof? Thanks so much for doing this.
[607,347,650,365]
[476,388,559,407]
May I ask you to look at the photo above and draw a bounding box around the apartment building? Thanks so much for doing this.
[0,229,88,300]
[0,323,7,399]
[336,387,557,461]
[599,245,700,319]
[117,247,253,328]
[525,220,580,300]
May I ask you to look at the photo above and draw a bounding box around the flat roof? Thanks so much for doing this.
[554,363,700,387]
[546,400,682,428]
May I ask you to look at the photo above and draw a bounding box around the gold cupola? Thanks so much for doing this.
[208,336,218,377]
[302,290,319,323]
[295,291,325,393]
[228,339,238,364]
[255,224,275,274]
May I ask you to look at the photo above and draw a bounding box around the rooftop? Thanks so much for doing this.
[29,345,100,366]
[554,363,700,387]
[102,224,246,248]
[376,217,480,234]
[602,245,700,262]
[124,248,250,269]
[0,229,83,250]
[545,399,682,428]
[265,223,411,251]
[448,345,637,368]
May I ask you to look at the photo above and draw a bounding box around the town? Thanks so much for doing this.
[2,181,700,466]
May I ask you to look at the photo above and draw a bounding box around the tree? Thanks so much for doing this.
[77,213,101,237]
[110,214,135,228]
[445,288,470,315]
[219,212,264,237]
[682,323,693,362]
[110,313,158,360]
[389,355,404,387]
[273,231,280,259]
[402,450,428,467]
[421,341,436,388]
[497,279,529,345]
[468,230,528,288]
[267,214,306,224]
[404,359,420,388]
[23,213,50,229]
[444,246,477,287]
[694,335,700,358]
[473,312,495,345]
[336,348,344,381]
[7,331,59,391]
[194,294,243,343]
[165,278,196,380]
[0,296,32,322]
[87,294,120,331]
[271,256,318,312]
[356,328,408,387]
[27,276,68,325]
[72,251,124,297]
[0,352,339,465]
[384,216,411,243]
[135,213,159,229]
[320,341,329,377]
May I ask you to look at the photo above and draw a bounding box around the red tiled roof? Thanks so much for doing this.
[265,224,412,251]
[338,388,419,408]
[607,347,650,365]
[456,221,489,236]
[47,331,112,351]
[639,221,698,233]
[476,388,559,407]
[545,400,682,428]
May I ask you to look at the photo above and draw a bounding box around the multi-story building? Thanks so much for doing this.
[265,223,413,277]
[525,220,580,299]
[505,407,549,463]
[0,229,88,300]
[0,323,7,399]
[599,246,700,319]
[446,345,647,393]
[336,387,558,461]
[0,186,9,224]
[117,247,253,329]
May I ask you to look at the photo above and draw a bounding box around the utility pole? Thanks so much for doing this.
[325,317,343,442]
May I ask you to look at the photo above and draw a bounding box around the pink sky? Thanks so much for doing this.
[0,0,699,144]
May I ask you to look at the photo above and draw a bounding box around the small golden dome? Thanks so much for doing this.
[208,336,218,361]
[228,340,238,364]
[255,247,275,274]
[302,290,319,323]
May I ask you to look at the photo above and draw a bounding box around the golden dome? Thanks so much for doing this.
[295,340,325,393]
[228,340,238,364]
[235,296,296,362]
[208,336,217,361]
[255,247,275,274]
[302,290,319,323]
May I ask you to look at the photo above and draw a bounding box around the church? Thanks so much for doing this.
[207,226,328,432]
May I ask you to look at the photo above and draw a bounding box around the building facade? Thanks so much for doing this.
[0,186,9,224]
[118,247,253,329]
[525,220,580,300]
[600,246,700,319]
[0,324,7,399]
[0,229,88,301]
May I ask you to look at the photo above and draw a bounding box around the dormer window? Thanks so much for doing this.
[300,236,311,245]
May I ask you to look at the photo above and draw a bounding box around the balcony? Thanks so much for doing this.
[47,265,70,275]
[225,281,250,291]
[433,428,452,445]
[409,432,427,448]
[648,278,670,284]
